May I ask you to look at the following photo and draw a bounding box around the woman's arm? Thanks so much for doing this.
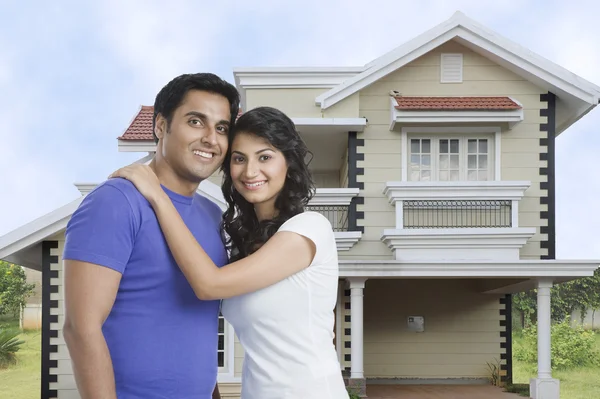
[150,193,316,299]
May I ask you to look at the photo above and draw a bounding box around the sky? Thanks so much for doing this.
[0,0,599,259]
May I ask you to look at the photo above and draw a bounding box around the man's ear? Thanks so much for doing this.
[155,114,167,140]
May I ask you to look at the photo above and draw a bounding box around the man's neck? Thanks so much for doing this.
[149,158,200,198]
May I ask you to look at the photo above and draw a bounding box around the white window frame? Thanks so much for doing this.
[401,127,501,182]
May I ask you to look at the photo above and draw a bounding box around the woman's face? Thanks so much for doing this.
[229,131,288,220]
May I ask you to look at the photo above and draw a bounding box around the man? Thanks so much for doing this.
[63,73,240,399]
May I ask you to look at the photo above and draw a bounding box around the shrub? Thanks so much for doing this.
[0,328,25,368]
[514,321,599,369]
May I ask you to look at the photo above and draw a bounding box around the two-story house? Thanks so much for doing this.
[1,11,599,399]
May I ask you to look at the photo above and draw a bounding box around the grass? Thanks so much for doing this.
[512,331,600,399]
[0,316,41,399]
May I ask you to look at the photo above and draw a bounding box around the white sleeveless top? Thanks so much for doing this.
[221,212,348,399]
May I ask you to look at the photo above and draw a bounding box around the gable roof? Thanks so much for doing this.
[393,96,521,110]
[315,11,600,134]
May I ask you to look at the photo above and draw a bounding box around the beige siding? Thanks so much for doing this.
[245,88,359,118]
[364,279,505,380]
[343,39,547,260]
[313,171,341,188]
[339,147,349,188]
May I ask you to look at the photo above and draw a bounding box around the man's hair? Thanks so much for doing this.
[152,73,240,143]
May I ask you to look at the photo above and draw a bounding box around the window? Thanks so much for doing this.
[409,136,492,181]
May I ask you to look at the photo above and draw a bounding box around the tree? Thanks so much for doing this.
[0,261,36,318]
[513,269,600,328]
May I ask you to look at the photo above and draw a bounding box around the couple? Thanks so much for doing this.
[62,73,349,399]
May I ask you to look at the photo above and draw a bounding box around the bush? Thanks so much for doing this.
[0,328,25,368]
[514,321,599,369]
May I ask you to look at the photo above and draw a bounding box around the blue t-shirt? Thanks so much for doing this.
[63,178,227,399]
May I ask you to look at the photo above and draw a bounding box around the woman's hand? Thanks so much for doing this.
[109,164,164,205]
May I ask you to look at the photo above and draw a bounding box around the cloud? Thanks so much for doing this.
[1,0,599,263]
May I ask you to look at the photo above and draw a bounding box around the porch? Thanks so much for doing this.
[367,384,521,398]
[334,271,598,399]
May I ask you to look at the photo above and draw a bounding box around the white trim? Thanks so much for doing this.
[308,188,359,206]
[401,130,408,181]
[390,98,523,130]
[233,67,364,111]
[334,231,362,251]
[338,259,600,278]
[74,183,98,195]
[315,12,600,113]
[117,140,156,152]
[294,118,367,132]
[384,180,531,202]
[233,67,363,88]
[401,126,500,133]
[494,131,501,180]
[381,227,536,261]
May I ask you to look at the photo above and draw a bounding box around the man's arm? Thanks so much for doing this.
[63,260,122,399]
[212,384,221,399]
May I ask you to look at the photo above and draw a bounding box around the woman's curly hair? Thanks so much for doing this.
[220,106,315,261]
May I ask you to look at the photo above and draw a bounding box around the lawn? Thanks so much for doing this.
[512,331,600,399]
[0,316,41,399]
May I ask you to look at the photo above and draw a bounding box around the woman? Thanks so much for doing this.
[110,106,348,399]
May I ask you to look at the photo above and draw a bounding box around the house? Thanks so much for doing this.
[1,11,599,399]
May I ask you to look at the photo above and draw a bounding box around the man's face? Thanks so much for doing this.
[155,90,231,183]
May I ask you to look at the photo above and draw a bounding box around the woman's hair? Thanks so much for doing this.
[220,106,315,261]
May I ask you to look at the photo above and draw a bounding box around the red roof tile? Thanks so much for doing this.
[118,106,154,141]
[393,96,521,110]
[118,106,243,141]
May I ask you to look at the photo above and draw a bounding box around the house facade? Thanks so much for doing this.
[1,11,599,399]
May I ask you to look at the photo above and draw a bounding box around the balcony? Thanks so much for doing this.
[380,181,536,261]
[307,188,362,251]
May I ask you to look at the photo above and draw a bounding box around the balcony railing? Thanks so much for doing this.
[306,188,360,232]
[403,200,512,229]
[305,205,349,232]
[383,181,531,230]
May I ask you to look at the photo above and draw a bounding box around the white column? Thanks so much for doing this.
[348,277,367,379]
[530,278,560,399]
[537,279,553,379]
[395,200,404,229]
[511,200,519,228]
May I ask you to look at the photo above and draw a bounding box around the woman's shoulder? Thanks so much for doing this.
[280,211,332,230]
